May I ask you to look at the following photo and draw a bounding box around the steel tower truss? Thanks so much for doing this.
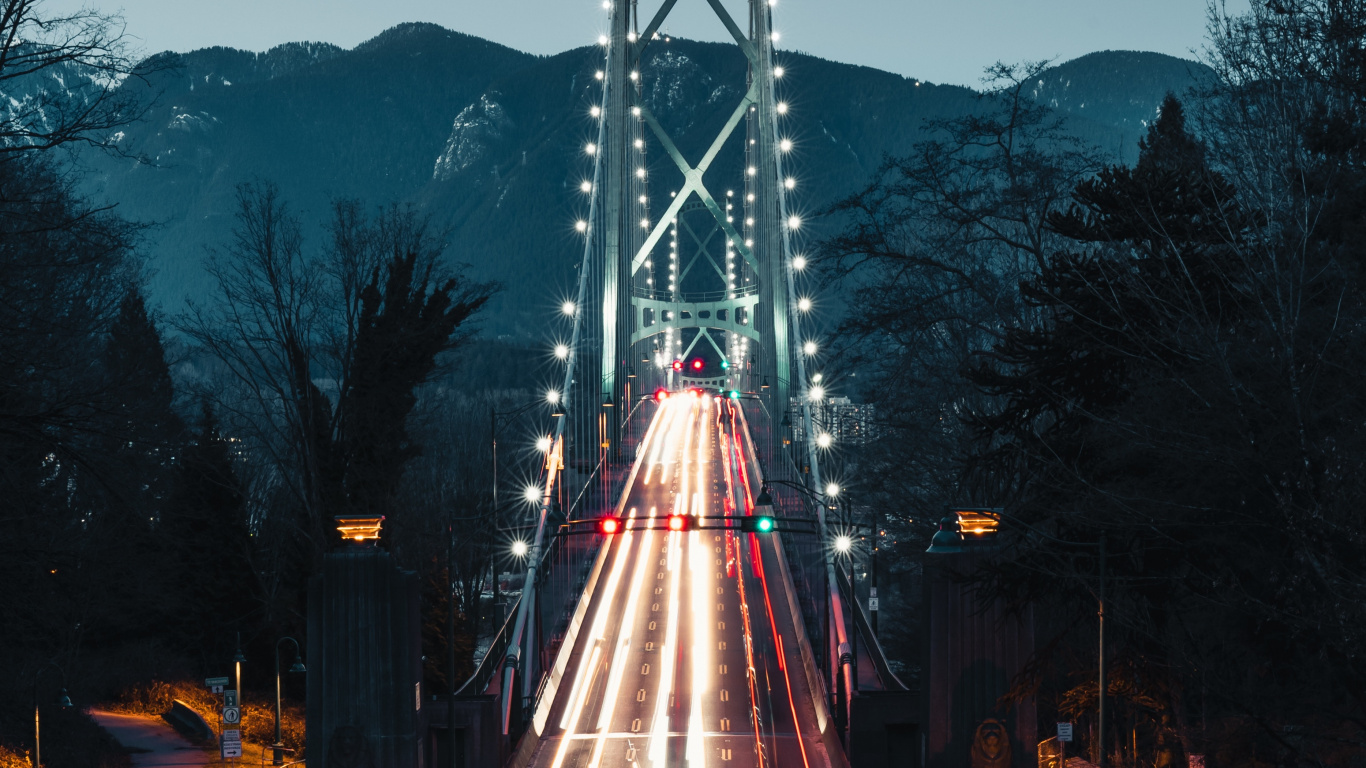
[594,0,800,455]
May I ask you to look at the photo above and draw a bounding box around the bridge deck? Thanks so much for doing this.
[515,395,842,768]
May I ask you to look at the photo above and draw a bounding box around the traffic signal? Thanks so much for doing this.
[672,360,683,371]
[691,358,704,371]
[666,514,689,532]
[728,390,740,399]
[654,388,669,402]
[741,515,775,533]
[598,517,623,535]
[720,359,730,369]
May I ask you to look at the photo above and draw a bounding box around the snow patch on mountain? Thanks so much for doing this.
[433,94,510,180]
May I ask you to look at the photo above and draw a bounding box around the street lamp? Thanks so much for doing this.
[32,662,72,768]
[511,540,529,558]
[271,637,306,765]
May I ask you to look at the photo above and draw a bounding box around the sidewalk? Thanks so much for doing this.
[88,709,209,768]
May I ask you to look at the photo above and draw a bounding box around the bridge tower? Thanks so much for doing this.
[576,0,810,462]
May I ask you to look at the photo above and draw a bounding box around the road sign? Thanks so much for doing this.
[222,730,241,743]
[205,676,229,687]
[210,685,223,694]
[221,744,242,759]
[223,690,238,708]
[222,706,240,724]
[1057,722,1074,742]
[868,587,879,612]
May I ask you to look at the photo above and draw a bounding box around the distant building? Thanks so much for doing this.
[790,396,878,446]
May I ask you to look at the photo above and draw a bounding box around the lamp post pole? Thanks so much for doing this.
[272,637,305,766]
[32,662,71,768]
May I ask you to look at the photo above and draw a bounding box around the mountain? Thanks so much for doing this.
[77,28,1210,337]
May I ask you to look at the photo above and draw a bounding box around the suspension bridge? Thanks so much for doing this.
[448,1,910,765]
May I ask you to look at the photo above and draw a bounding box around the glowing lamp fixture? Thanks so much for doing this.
[335,515,384,544]
[575,220,588,232]
[798,297,812,312]
[561,300,577,316]
[816,432,832,449]
[524,485,543,504]
[825,482,841,498]
[779,138,793,152]
[774,66,785,78]
[546,389,561,404]
[792,255,807,270]
[554,343,570,360]
[802,341,818,356]
[511,540,529,557]
[809,385,825,401]
[834,534,852,553]
[536,436,553,453]
[954,508,1003,538]
[667,514,688,532]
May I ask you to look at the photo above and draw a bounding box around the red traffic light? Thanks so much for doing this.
[599,517,622,535]
[672,360,683,371]
[691,358,704,370]
[666,514,688,532]
[654,388,669,402]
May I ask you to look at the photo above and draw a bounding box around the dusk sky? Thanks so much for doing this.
[58,0,1245,88]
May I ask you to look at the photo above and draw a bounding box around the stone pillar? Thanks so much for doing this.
[923,549,1036,768]
[307,547,424,768]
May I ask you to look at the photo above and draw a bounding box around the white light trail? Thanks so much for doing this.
[648,527,684,767]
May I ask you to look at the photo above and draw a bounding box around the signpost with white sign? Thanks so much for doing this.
[868,587,879,612]
[205,676,228,694]
[1057,722,1074,742]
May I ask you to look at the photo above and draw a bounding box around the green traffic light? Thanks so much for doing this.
[729,390,740,399]
[721,359,730,369]
[757,516,773,532]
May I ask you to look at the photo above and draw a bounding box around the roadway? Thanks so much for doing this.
[521,391,836,768]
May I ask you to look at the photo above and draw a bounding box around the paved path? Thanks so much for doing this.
[88,709,209,767]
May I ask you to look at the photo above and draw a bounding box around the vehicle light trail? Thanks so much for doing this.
[586,507,657,767]
[648,527,683,767]
[550,507,639,768]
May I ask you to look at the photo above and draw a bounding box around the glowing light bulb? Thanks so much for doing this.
[747,166,756,176]
[561,300,576,316]
[634,138,643,149]
[636,167,646,178]
[812,373,823,383]
[787,215,801,230]
[595,70,604,80]
[792,255,807,270]
[835,535,852,553]
[771,31,780,42]
[524,485,542,503]
[798,297,812,312]
[512,540,528,557]
[776,102,788,114]
[774,66,785,78]
[809,385,825,401]
[780,138,793,152]
[575,220,588,232]
[555,343,570,359]
[785,177,796,189]
[826,483,841,498]
[590,105,601,117]
[580,180,592,193]
[817,432,832,449]
[585,142,597,155]
[536,436,552,452]
[547,389,561,404]
[803,341,817,356]
[640,218,649,229]
[598,35,609,46]
[630,70,638,80]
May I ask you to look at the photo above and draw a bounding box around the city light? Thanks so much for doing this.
[776,102,788,114]
[585,142,597,155]
[536,436,553,453]
[788,215,801,229]
[826,482,840,497]
[575,220,588,232]
[780,138,793,152]
[834,534,852,553]
[774,66,785,77]
[798,297,812,312]
[524,485,543,504]
[546,389,561,404]
[599,517,621,535]
[792,255,807,270]
[580,180,592,193]
[817,432,832,448]
[809,385,825,401]
[785,177,796,189]
[803,341,818,356]
[554,343,570,360]
[511,540,528,557]
[590,105,601,117]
